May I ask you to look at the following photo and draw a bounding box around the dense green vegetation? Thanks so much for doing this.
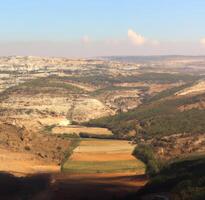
[79,132,132,140]
[62,160,144,174]
[132,145,161,177]
[61,73,200,85]
[90,85,149,96]
[117,73,200,84]
[79,132,117,140]
[59,75,116,85]
[86,91,205,138]
[137,155,205,200]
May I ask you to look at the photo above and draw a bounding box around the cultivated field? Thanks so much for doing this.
[51,172,147,200]
[62,139,145,174]
[52,125,113,136]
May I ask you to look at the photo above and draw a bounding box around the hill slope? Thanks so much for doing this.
[135,155,205,200]
[87,82,205,137]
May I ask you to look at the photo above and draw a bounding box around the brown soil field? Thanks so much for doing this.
[0,148,59,176]
[52,125,113,135]
[70,152,135,161]
[74,139,134,153]
[64,139,145,174]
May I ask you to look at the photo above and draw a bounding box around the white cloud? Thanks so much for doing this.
[81,35,90,44]
[200,38,205,45]
[128,29,146,46]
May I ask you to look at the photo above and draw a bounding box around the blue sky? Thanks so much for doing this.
[0,0,205,57]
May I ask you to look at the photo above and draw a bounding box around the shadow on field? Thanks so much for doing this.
[51,173,146,200]
[0,172,51,200]
[0,172,146,200]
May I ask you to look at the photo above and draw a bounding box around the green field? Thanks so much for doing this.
[62,138,145,174]
[63,160,144,173]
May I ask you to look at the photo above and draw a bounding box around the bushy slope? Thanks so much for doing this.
[136,155,205,200]
[86,86,205,138]
[72,72,199,84]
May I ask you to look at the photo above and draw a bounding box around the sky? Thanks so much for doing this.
[0,0,205,57]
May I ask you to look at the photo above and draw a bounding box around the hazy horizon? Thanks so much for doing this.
[1,0,205,57]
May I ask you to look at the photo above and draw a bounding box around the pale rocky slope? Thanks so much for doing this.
[176,80,205,96]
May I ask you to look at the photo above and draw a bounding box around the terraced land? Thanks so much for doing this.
[62,139,145,174]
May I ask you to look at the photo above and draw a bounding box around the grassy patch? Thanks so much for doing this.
[62,160,145,173]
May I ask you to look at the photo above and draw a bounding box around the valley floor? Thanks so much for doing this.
[0,171,147,200]
[0,138,147,199]
[63,139,145,174]
[48,172,147,200]
[49,139,147,199]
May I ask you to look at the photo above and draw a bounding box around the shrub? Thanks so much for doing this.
[132,145,160,177]
[136,155,205,200]
[24,146,31,151]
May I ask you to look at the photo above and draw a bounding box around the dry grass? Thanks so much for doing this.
[52,126,113,136]
[74,139,134,153]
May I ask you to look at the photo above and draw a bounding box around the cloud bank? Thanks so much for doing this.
[127,29,146,46]
[0,30,204,57]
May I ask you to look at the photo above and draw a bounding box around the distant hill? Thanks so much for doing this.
[86,82,205,138]
[102,55,205,63]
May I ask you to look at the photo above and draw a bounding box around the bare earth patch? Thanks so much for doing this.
[0,148,59,175]
[70,152,135,161]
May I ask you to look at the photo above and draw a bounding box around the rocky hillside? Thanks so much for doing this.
[1,56,200,130]
[131,155,205,200]
[87,79,205,160]
[0,120,70,165]
[1,55,205,165]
